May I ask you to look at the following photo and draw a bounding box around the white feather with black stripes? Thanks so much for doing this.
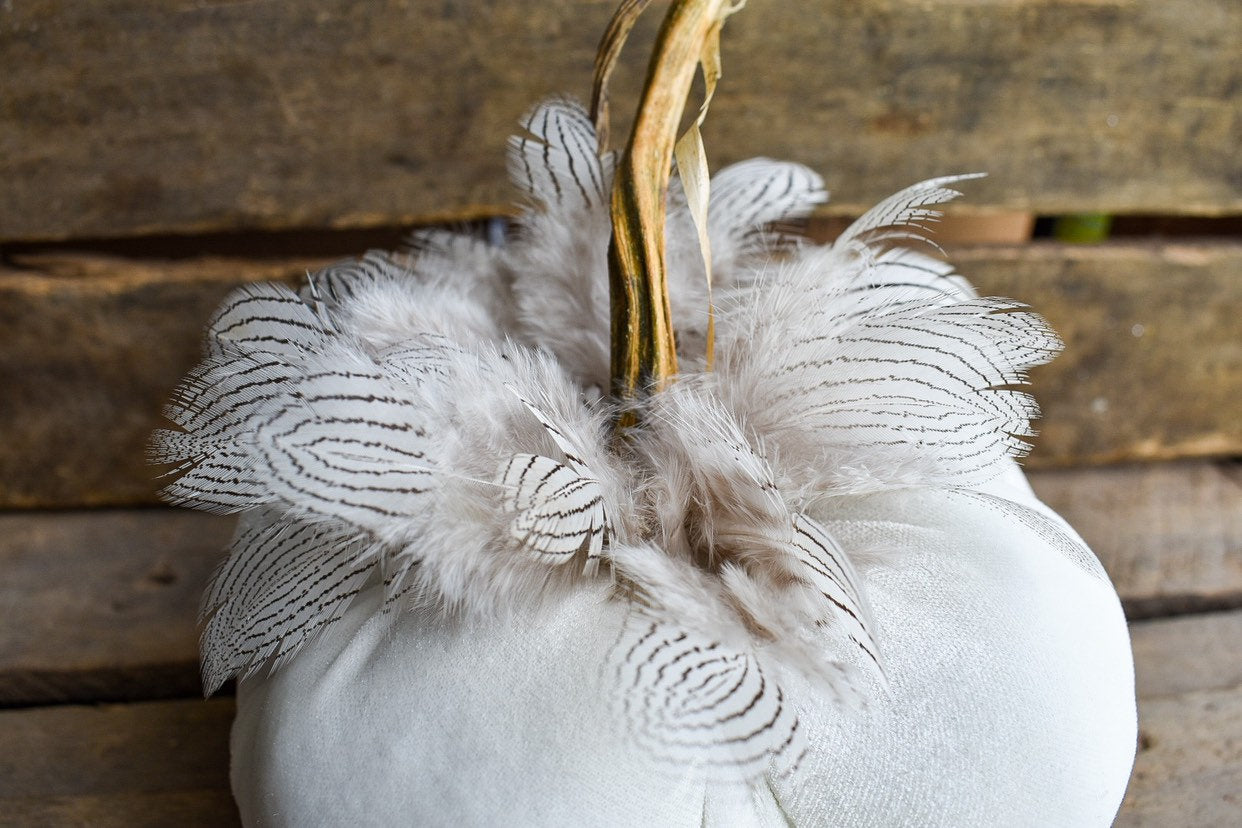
[153,277,639,692]
[709,175,1063,496]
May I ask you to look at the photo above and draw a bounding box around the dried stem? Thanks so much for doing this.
[590,0,655,153]
[608,0,734,425]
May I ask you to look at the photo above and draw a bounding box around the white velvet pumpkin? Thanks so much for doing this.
[152,98,1138,826]
[228,467,1135,826]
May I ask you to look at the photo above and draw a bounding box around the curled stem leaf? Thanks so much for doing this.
[672,6,739,372]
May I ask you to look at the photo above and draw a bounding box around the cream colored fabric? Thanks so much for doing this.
[230,480,1136,826]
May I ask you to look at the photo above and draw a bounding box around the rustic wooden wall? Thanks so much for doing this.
[2,0,1239,242]
[1,1,1239,824]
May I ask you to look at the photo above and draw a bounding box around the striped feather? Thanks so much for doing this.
[158,332,440,531]
[155,447,266,515]
[302,252,405,316]
[834,173,986,253]
[207,283,331,359]
[502,385,611,574]
[791,513,883,674]
[717,175,1062,488]
[376,336,467,388]
[612,618,807,782]
[769,296,1058,479]
[159,352,301,447]
[820,246,977,317]
[153,352,306,514]
[708,158,827,262]
[508,98,612,209]
[501,453,609,574]
[507,384,594,470]
[253,362,437,528]
[200,509,376,695]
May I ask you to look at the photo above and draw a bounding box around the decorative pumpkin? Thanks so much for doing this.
[153,2,1136,824]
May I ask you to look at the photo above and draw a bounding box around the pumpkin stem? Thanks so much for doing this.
[604,0,736,429]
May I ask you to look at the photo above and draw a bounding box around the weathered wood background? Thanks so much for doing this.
[1,1,1239,825]
[2,0,1240,242]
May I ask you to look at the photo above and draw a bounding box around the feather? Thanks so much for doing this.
[405,227,514,332]
[199,509,376,695]
[833,173,986,254]
[710,178,1061,493]
[302,253,396,316]
[790,513,882,673]
[250,354,439,528]
[611,616,807,782]
[508,384,597,470]
[506,101,616,391]
[156,335,441,530]
[707,158,827,270]
[501,386,614,574]
[206,282,333,359]
[501,453,610,574]
[632,385,881,714]
[307,252,505,352]
[152,349,305,513]
[509,98,613,210]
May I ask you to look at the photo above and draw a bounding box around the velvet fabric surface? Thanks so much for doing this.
[229,467,1136,826]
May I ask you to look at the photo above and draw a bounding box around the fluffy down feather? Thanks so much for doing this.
[505,99,830,389]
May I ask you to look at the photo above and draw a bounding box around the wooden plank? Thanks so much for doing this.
[0,698,239,828]
[0,509,233,706]
[1117,686,1242,826]
[1030,461,1242,617]
[0,255,322,508]
[1116,610,1242,826]
[2,1,1238,241]
[2,792,240,828]
[3,241,1239,507]
[1129,610,1242,699]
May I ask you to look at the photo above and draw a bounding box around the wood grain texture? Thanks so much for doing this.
[0,698,240,828]
[0,509,234,705]
[1118,686,1242,826]
[2,0,1239,241]
[3,242,1238,507]
[1129,610,1242,699]
[1116,610,1242,826]
[1031,460,1242,618]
